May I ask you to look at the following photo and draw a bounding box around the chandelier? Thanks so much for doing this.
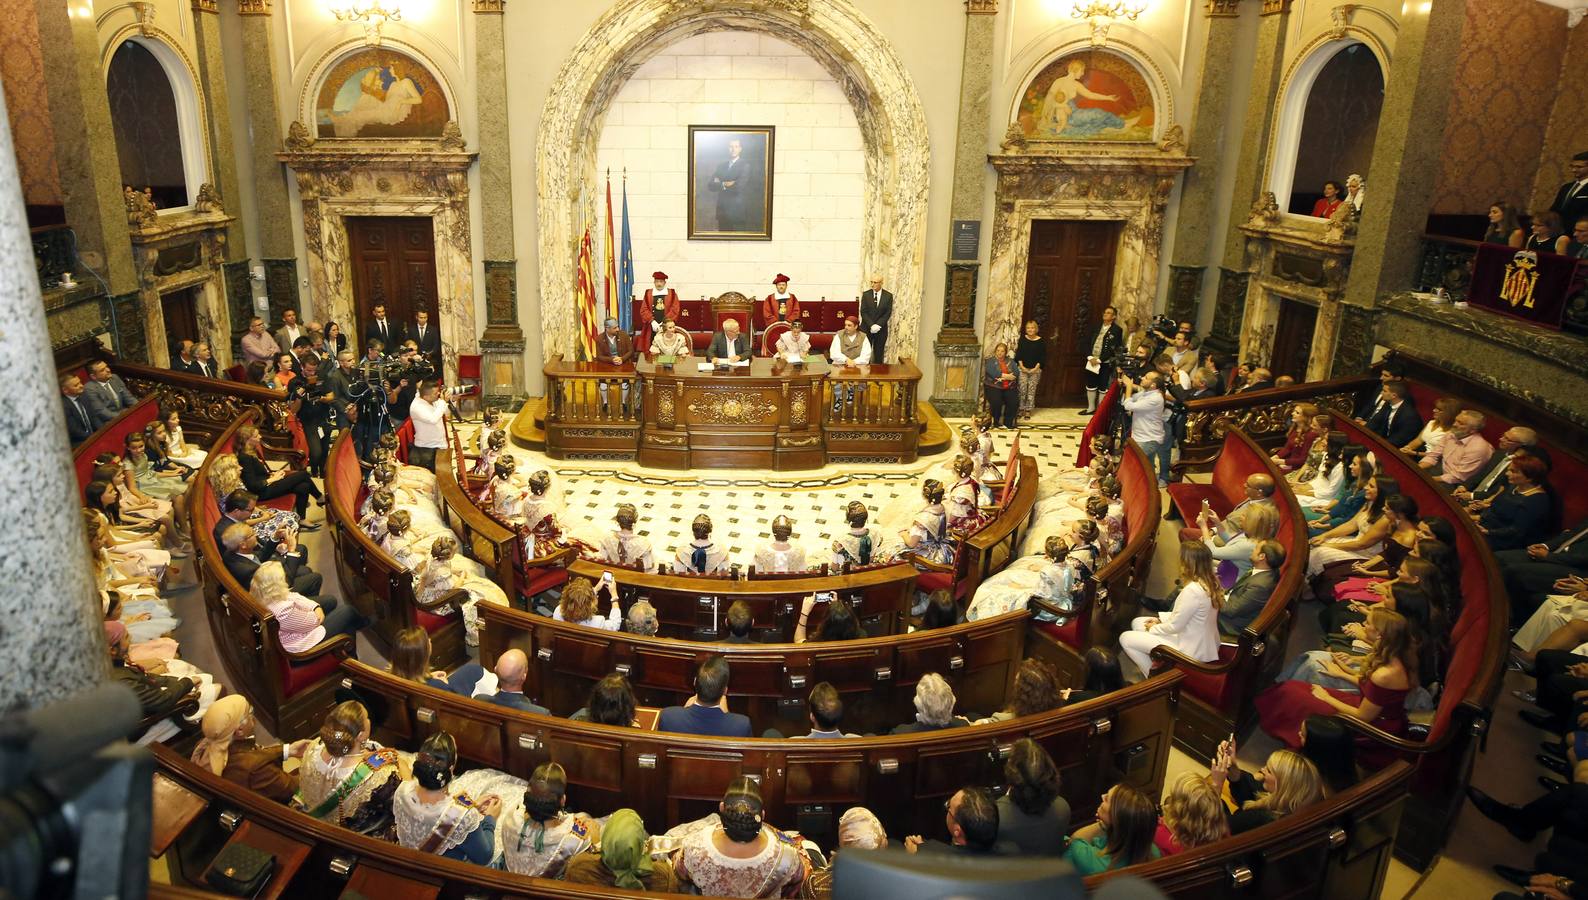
[1071,0,1148,46]
[329,0,402,47]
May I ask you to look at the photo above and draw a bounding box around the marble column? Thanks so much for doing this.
[1342,0,1469,310]
[32,0,136,297]
[1165,0,1245,327]
[1208,0,1293,351]
[473,0,526,406]
[0,92,110,713]
[190,0,245,254]
[931,0,997,417]
[236,0,301,319]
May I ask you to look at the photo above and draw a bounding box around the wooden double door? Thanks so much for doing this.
[344,216,440,345]
[1020,220,1120,406]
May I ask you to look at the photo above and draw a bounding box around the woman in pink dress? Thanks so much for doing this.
[1255,607,1415,760]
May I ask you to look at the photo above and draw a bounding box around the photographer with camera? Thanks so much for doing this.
[1120,369,1171,488]
[409,380,449,472]
[286,355,335,477]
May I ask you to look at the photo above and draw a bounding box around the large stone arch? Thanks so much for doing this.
[536,0,930,362]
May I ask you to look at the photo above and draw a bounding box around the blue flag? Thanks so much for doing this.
[618,177,635,332]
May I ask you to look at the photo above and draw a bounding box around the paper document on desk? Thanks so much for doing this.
[1085,358,1102,374]
[698,363,716,372]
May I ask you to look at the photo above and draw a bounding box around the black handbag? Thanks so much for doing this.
[205,842,276,897]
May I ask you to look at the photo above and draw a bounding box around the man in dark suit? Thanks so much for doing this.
[365,303,397,351]
[172,340,201,374]
[707,318,752,364]
[1548,151,1588,231]
[406,310,442,363]
[1455,427,1541,501]
[481,650,550,714]
[61,374,95,445]
[860,277,893,363]
[1496,516,1588,626]
[658,656,752,737]
[1366,381,1423,448]
[706,138,756,233]
[81,360,135,429]
[1235,366,1275,394]
[217,507,325,599]
[1353,361,1405,421]
[1221,542,1284,635]
[190,342,219,379]
[1081,306,1124,414]
[288,336,316,375]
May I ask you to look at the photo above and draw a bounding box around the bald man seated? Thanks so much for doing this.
[1176,473,1278,544]
[481,649,549,714]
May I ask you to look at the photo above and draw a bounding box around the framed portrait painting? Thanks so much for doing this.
[688,126,774,240]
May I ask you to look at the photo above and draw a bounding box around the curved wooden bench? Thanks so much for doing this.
[478,605,1028,737]
[189,411,355,740]
[339,655,1179,844]
[1148,429,1309,761]
[72,393,161,491]
[1178,374,1372,461]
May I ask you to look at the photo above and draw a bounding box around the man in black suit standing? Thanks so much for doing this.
[481,650,549,713]
[406,309,442,364]
[61,374,95,445]
[860,276,893,363]
[365,303,396,352]
[1367,381,1423,448]
[1548,151,1588,231]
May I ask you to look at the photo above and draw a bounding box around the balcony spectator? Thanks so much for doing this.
[1527,211,1570,255]
[1485,202,1526,248]
[1547,150,1588,230]
[1311,180,1344,219]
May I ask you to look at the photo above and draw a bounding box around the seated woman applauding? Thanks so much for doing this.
[395,732,502,866]
[1256,607,1415,753]
[1120,540,1224,677]
[294,701,406,831]
[665,775,810,898]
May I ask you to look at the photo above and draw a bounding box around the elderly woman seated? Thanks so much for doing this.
[891,672,970,734]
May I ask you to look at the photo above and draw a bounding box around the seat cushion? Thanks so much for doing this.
[1036,618,1083,649]
[1178,644,1240,711]
[279,647,342,698]
[523,567,570,599]
[416,606,458,632]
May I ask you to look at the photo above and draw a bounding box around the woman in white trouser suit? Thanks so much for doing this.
[1121,541,1224,677]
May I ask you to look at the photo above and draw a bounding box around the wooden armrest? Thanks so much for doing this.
[414,587,470,614]
[283,632,356,664]
[1028,596,1089,621]
[1149,642,1243,676]
[1330,704,1478,755]
[527,545,580,569]
[1170,453,1220,474]
[901,552,953,573]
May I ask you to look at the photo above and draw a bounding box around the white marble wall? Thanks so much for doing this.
[593,32,866,305]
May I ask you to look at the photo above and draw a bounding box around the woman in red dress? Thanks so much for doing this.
[1254,606,1415,759]
[1310,181,1344,219]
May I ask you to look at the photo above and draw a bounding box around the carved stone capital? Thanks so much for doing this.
[236,0,272,14]
[471,0,505,11]
[191,0,218,14]
[284,121,315,151]
[1260,0,1292,14]
[129,1,156,33]
[965,0,998,14]
[1205,0,1241,15]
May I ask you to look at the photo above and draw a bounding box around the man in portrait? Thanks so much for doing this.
[707,138,757,232]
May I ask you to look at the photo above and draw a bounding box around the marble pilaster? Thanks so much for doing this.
[33,0,136,295]
[1343,0,1469,309]
[1216,1,1292,270]
[1166,5,1246,326]
[1235,213,1355,381]
[474,0,525,402]
[0,93,106,712]
[189,0,246,255]
[236,0,301,314]
[125,196,237,367]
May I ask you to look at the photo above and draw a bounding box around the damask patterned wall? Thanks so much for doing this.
[1531,21,1588,215]
[1429,0,1568,215]
[0,0,62,207]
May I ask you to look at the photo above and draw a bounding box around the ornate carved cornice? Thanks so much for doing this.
[965,0,998,14]
[471,0,505,12]
[1260,0,1292,14]
[236,0,272,15]
[191,0,218,14]
[1205,0,1241,16]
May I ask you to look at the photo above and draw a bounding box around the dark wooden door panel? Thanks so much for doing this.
[1021,220,1120,406]
[1270,298,1319,378]
[345,216,440,342]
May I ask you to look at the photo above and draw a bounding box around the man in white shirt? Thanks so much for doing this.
[407,380,449,472]
[829,316,873,411]
[1121,371,1169,487]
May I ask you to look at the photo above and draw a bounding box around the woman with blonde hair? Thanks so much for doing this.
[235,423,321,521]
[1156,773,1230,854]
[1201,502,1280,583]
[253,560,364,652]
[1208,740,1323,834]
[1120,540,1225,676]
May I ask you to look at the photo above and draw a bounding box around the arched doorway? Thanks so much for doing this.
[105,38,205,209]
[536,0,930,365]
[1270,39,1386,218]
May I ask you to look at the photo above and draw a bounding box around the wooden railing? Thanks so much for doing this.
[1416,233,1480,300]
[543,356,642,427]
[1179,374,1373,460]
[114,360,297,453]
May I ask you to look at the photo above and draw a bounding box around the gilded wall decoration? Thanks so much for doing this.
[686,390,778,423]
[1431,0,1568,215]
[790,391,808,428]
[1016,49,1155,143]
[315,48,450,139]
[0,0,61,207]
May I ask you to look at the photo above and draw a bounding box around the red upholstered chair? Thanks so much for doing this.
[455,354,483,415]
[761,321,792,357]
[393,418,415,464]
[677,300,712,350]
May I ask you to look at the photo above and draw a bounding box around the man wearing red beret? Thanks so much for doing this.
[762,274,801,327]
[638,271,681,354]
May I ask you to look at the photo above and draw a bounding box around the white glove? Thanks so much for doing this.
[869,324,880,333]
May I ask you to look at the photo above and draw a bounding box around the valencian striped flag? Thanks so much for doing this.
[602,171,618,325]
[574,226,599,360]
[618,173,635,332]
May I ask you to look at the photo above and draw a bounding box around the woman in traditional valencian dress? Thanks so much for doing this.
[498,762,599,879]
[394,732,502,866]
[946,455,989,534]
[901,479,956,566]
[520,470,573,558]
[478,457,525,524]
[662,776,810,898]
[294,701,406,833]
[597,503,656,573]
[831,501,889,570]
[416,536,509,646]
[359,489,395,543]
[968,524,1100,622]
[472,428,509,478]
[379,511,426,571]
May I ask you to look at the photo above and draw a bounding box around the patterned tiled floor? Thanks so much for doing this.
[478,415,1088,562]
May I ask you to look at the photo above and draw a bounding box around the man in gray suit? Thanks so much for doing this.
[707,318,752,364]
[1220,541,1283,636]
[81,360,135,429]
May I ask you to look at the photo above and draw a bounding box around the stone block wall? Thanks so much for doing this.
[594,32,866,306]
